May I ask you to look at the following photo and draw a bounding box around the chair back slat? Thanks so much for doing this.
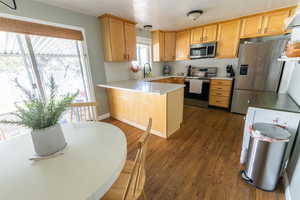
[122,118,152,200]
[70,102,99,122]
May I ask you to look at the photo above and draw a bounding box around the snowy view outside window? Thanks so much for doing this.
[0,31,91,140]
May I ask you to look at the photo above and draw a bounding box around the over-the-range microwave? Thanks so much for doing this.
[189,42,217,59]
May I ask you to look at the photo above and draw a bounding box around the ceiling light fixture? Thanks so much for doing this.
[187,10,203,21]
[143,25,153,31]
[0,0,17,10]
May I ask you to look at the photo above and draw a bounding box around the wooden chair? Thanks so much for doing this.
[70,102,99,122]
[102,118,152,200]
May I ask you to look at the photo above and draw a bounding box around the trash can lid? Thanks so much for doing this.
[252,123,291,141]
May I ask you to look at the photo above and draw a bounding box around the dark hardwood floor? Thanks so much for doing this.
[104,105,285,200]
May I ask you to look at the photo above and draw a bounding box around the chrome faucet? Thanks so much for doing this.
[143,63,152,78]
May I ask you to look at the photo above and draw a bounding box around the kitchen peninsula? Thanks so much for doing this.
[98,80,184,138]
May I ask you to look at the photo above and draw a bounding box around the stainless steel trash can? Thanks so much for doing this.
[241,123,291,191]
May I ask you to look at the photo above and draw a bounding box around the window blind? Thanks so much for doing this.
[0,17,83,41]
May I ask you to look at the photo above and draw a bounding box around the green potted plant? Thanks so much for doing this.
[1,77,78,156]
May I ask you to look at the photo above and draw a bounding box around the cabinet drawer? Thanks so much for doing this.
[210,89,231,97]
[211,79,232,86]
[210,84,232,91]
[209,96,230,108]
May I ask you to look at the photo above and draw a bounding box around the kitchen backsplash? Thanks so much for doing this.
[104,62,163,82]
[166,58,238,77]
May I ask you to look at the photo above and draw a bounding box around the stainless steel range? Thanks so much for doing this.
[184,67,217,101]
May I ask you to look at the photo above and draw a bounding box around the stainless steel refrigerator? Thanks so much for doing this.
[231,36,289,114]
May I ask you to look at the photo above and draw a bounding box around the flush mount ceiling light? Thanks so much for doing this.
[143,25,153,31]
[0,0,17,10]
[187,10,204,21]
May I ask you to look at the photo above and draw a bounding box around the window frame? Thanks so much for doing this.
[0,14,96,103]
[133,36,152,68]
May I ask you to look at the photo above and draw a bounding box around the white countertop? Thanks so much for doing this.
[146,75,234,81]
[97,79,185,95]
[210,77,234,80]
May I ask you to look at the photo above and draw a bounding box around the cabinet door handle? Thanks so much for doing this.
[124,54,127,59]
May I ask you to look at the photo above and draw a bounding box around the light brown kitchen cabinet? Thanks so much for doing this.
[100,14,136,62]
[151,77,185,84]
[190,25,217,44]
[240,7,294,38]
[124,23,136,61]
[152,30,165,62]
[176,30,190,60]
[190,27,203,44]
[240,15,264,38]
[217,20,241,58]
[262,10,290,36]
[209,79,233,108]
[202,24,218,43]
[164,32,176,61]
[152,31,176,62]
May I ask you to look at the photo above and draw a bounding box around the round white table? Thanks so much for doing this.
[0,122,127,200]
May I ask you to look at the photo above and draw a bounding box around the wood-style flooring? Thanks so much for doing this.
[104,106,285,200]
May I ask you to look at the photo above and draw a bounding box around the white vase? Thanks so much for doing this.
[31,124,67,156]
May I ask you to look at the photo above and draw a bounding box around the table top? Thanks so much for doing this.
[0,122,127,200]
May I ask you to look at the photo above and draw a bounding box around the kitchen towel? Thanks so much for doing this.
[189,79,203,94]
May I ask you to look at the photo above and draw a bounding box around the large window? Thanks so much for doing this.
[0,31,92,140]
[132,37,151,69]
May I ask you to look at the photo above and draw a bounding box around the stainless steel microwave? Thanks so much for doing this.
[189,42,217,59]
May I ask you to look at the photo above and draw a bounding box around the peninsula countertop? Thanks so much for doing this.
[97,79,185,95]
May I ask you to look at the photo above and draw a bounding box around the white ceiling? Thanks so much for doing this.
[34,0,297,30]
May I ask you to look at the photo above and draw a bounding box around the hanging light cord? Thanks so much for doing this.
[0,0,17,10]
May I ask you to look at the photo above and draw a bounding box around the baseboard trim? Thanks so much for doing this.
[98,113,110,121]
[113,117,166,138]
[283,171,292,200]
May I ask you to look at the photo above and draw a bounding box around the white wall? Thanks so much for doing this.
[165,58,238,76]
[279,62,296,93]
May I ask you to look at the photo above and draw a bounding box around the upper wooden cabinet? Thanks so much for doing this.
[240,7,294,38]
[262,10,290,36]
[152,31,164,62]
[176,30,190,61]
[202,24,218,43]
[100,14,136,62]
[190,27,203,44]
[190,24,217,44]
[240,15,264,38]
[217,20,241,58]
[152,31,176,62]
[164,32,176,61]
[124,23,137,61]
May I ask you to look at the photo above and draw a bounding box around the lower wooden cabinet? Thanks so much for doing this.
[151,77,185,84]
[209,79,233,108]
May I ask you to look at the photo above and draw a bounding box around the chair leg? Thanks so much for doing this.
[142,190,147,200]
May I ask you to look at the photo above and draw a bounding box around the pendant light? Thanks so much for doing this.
[0,0,17,10]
